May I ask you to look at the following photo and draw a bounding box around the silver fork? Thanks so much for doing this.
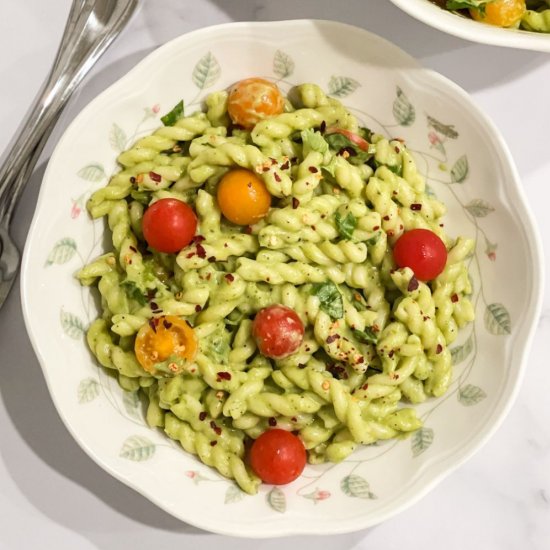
[0,0,138,308]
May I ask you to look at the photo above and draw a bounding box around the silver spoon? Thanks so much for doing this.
[0,0,138,308]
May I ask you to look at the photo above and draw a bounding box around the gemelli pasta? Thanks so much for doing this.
[78,81,475,493]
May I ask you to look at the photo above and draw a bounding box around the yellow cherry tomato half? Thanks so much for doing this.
[227,77,285,129]
[470,0,525,27]
[217,169,271,225]
[135,315,197,375]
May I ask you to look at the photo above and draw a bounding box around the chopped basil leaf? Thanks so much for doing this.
[358,126,374,142]
[350,290,367,311]
[301,128,328,154]
[352,327,378,345]
[121,280,147,306]
[335,211,357,240]
[324,132,372,166]
[446,0,488,13]
[311,281,344,320]
[161,100,184,126]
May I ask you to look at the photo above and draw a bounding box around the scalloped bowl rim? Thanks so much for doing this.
[390,0,550,52]
[20,19,544,537]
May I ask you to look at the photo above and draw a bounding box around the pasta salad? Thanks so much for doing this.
[78,78,475,494]
[431,0,550,31]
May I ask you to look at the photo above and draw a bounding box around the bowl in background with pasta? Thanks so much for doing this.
[390,0,550,51]
[20,19,543,536]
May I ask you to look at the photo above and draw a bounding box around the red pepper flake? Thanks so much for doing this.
[372,225,380,231]
[291,416,297,423]
[362,383,369,390]
[149,171,162,183]
[383,215,390,221]
[451,293,459,303]
[298,363,306,369]
[268,417,277,427]
[320,120,326,133]
[150,301,159,310]
[195,304,202,312]
[130,176,136,184]
[280,159,290,170]
[292,197,300,209]
[244,226,252,234]
[207,256,216,263]
[186,252,196,258]
[308,166,318,173]
[195,243,207,258]
[192,235,206,244]
[210,440,218,447]
[129,246,137,253]
[199,411,207,421]
[146,289,157,301]
[436,344,443,354]
[290,157,298,164]
[388,350,395,358]
[394,146,400,153]
[270,158,277,165]
[217,371,232,381]
[274,172,281,183]
[262,165,271,173]
[408,276,419,292]
[225,273,235,282]
[411,203,422,211]
[148,318,158,333]
[356,356,365,364]
[210,421,222,435]
[163,319,173,330]
[326,334,338,344]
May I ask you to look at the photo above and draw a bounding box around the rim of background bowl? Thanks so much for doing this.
[390,0,550,52]
[20,19,544,537]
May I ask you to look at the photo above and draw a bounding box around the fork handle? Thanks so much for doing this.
[0,0,136,223]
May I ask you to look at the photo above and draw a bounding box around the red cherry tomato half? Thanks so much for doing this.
[325,127,370,152]
[393,228,447,281]
[252,305,304,359]
[142,198,197,254]
[249,429,307,485]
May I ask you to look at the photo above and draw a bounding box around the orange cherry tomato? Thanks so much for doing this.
[217,169,271,225]
[470,0,525,27]
[227,77,285,129]
[135,315,197,375]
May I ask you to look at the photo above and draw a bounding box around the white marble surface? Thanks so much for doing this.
[1,1,549,548]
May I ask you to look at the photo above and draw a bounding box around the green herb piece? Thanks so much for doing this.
[121,280,147,306]
[358,126,374,142]
[301,128,328,154]
[161,100,184,126]
[335,211,357,240]
[350,290,367,311]
[446,0,488,14]
[352,327,378,345]
[311,281,344,320]
[324,132,373,166]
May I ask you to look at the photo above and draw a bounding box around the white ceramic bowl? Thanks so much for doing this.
[390,0,550,52]
[21,20,543,537]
